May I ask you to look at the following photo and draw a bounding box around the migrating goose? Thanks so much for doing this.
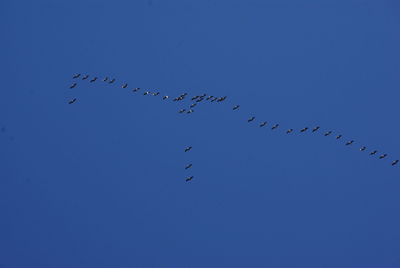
[185,176,194,182]
[300,127,308,132]
[109,78,115,84]
[190,103,197,108]
[336,135,342,139]
[69,83,77,89]
[286,129,293,134]
[345,140,354,145]
[392,160,399,166]
[133,88,140,92]
[360,146,366,151]
[122,83,128,88]
[271,124,279,130]
[82,75,89,80]
[324,131,332,136]
[370,150,378,155]
[248,117,255,122]
[233,105,240,110]
[143,91,150,95]
[196,97,204,103]
[259,122,267,127]
[191,96,199,101]
[184,146,192,152]
[187,109,194,114]
[379,154,387,159]
[217,96,227,102]
[185,164,193,169]
[103,77,109,82]
[73,73,81,79]
[179,109,186,113]
[68,98,77,104]
[153,92,160,96]
[90,77,97,82]
[162,95,169,100]
[312,126,320,132]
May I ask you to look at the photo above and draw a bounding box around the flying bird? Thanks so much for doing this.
[191,96,199,101]
[103,77,109,82]
[185,164,193,169]
[379,154,387,159]
[185,176,194,182]
[248,117,255,122]
[143,91,150,95]
[82,75,89,80]
[187,109,194,114]
[133,88,140,92]
[286,129,293,134]
[300,127,308,132]
[184,146,192,152]
[73,73,81,79]
[190,103,197,108]
[271,124,279,130]
[153,92,160,96]
[90,77,97,82]
[68,98,77,104]
[179,109,186,113]
[392,160,399,166]
[345,140,354,145]
[109,78,115,83]
[370,150,378,155]
[122,83,128,88]
[69,83,77,89]
[360,146,366,151]
[196,97,204,103]
[162,95,169,100]
[259,122,267,127]
[336,135,342,139]
[324,131,332,136]
[233,105,240,110]
[312,126,320,132]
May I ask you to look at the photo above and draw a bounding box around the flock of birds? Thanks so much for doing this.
[67,73,399,182]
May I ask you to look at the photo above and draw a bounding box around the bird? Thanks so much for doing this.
[143,91,150,95]
[68,98,77,104]
[187,109,194,114]
[248,117,255,122]
[392,160,399,166]
[211,97,218,102]
[217,96,227,102]
[336,135,342,139]
[185,176,194,182]
[300,127,308,132]
[370,150,378,155]
[345,140,354,145]
[206,96,213,100]
[271,124,279,130]
[196,97,204,103]
[185,164,193,169]
[73,73,81,79]
[103,77,109,82]
[191,96,199,101]
[133,88,140,92]
[162,95,169,100]
[190,103,197,108]
[286,129,293,134]
[324,131,332,136]
[153,92,160,96]
[69,83,77,89]
[90,77,97,82]
[184,146,192,152]
[259,122,267,127]
[109,78,115,83]
[233,105,240,110]
[312,126,320,132]
[179,109,186,113]
[82,75,89,80]
[122,83,128,88]
[360,146,366,151]
[379,154,387,159]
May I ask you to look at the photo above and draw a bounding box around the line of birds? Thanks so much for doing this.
[68,73,399,169]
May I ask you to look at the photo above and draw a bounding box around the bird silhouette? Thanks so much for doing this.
[90,77,97,82]
[68,98,77,104]
[73,73,81,79]
[190,103,197,108]
[185,164,193,169]
[187,109,194,114]
[345,140,354,145]
[370,150,378,155]
[271,124,279,130]
[379,154,387,159]
[69,83,77,89]
[300,127,308,132]
[153,92,160,96]
[324,131,332,136]
[103,77,109,82]
[233,105,240,110]
[392,160,399,166]
[133,88,140,92]
[184,146,192,152]
[286,129,293,134]
[259,122,267,127]
[312,126,320,132]
[360,146,367,151]
[162,95,169,100]
[109,78,115,84]
[248,117,255,122]
[336,135,342,139]
[122,83,128,88]
[179,109,186,113]
[185,176,194,182]
[143,91,150,95]
[82,75,89,80]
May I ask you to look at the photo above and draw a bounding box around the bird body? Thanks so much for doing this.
[179,109,186,113]
[312,126,320,132]
[392,160,399,166]
[185,164,193,169]
[133,88,140,92]
[233,105,240,110]
[185,176,194,182]
[109,78,115,83]
[324,131,332,136]
[336,135,342,139]
[300,127,308,132]
[370,150,378,155]
[184,146,192,152]
[260,122,267,127]
[379,154,387,159]
[248,117,255,122]
[82,75,89,80]
[162,95,169,100]
[271,124,279,130]
[286,129,293,134]
[345,140,354,145]
[68,98,77,104]
[360,146,366,151]
[122,83,128,88]
[143,91,150,95]
[103,77,109,82]
[69,83,77,89]
[90,77,97,82]
[73,73,81,79]
[187,109,194,114]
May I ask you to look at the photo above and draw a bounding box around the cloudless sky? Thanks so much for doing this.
[1,0,400,267]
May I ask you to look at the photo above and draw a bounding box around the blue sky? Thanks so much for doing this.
[1,0,400,267]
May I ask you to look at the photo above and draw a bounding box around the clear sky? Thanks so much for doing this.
[1,0,400,267]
